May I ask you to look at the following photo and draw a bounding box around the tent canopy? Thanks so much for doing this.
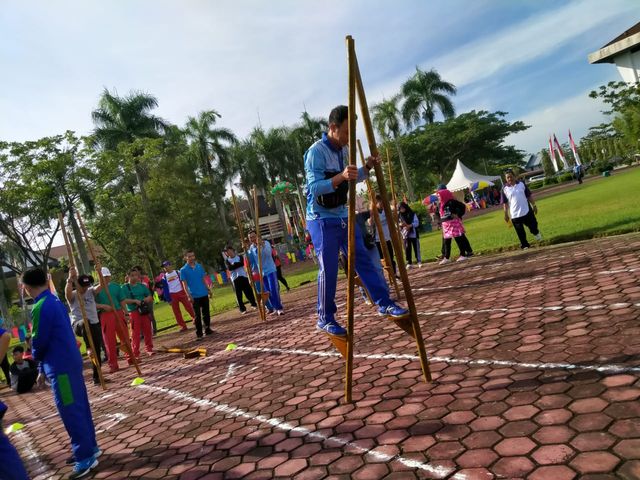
[446,160,501,192]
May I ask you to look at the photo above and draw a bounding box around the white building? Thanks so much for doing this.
[589,21,640,84]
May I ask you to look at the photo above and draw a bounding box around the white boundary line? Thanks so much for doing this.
[416,302,640,317]
[13,429,50,477]
[139,384,464,479]
[235,346,640,374]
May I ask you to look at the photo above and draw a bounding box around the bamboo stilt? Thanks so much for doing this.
[344,35,358,404]
[58,213,107,390]
[252,187,268,320]
[386,148,398,211]
[231,189,264,322]
[75,212,142,376]
[357,139,399,299]
[351,42,432,383]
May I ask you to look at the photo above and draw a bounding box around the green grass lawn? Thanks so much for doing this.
[3,168,639,372]
[417,167,640,260]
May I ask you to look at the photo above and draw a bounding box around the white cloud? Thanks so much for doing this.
[506,88,609,154]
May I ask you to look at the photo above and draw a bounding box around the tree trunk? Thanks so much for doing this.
[67,209,91,273]
[0,257,10,323]
[242,186,255,227]
[394,136,416,202]
[215,197,229,231]
[134,161,165,261]
[272,193,287,242]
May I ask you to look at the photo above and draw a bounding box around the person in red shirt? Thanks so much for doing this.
[271,245,290,292]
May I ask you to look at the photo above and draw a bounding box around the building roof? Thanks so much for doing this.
[589,21,640,64]
[524,153,542,170]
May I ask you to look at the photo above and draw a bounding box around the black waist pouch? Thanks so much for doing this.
[317,171,348,208]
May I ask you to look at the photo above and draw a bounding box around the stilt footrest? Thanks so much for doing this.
[326,333,349,358]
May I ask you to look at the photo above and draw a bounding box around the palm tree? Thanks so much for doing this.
[372,94,415,201]
[184,110,238,229]
[401,67,456,127]
[294,111,328,151]
[91,88,168,259]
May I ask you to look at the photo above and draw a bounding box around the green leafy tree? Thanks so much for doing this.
[91,89,168,260]
[401,67,456,128]
[184,110,238,229]
[590,81,640,155]
[372,95,415,201]
[540,149,555,177]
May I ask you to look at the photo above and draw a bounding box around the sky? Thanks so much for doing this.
[0,0,637,156]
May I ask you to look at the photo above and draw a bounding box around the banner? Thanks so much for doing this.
[568,130,582,166]
[548,136,559,172]
[553,134,569,169]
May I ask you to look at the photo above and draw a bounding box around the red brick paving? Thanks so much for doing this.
[2,233,640,479]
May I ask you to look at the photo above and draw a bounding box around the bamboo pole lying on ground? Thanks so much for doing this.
[58,212,107,390]
[76,212,142,377]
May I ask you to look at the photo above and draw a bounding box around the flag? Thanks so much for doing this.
[47,273,58,296]
[548,136,559,172]
[568,130,582,166]
[553,134,569,169]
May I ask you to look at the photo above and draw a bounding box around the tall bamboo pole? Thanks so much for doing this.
[344,35,357,403]
[231,189,264,321]
[351,43,432,383]
[386,148,398,211]
[357,140,399,299]
[252,187,268,320]
[58,213,106,390]
[75,212,142,376]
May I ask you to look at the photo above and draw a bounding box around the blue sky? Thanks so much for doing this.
[0,0,637,154]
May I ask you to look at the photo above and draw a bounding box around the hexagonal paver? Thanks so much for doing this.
[494,437,537,456]
[570,452,621,474]
[531,444,575,465]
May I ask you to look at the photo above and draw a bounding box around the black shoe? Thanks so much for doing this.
[204,328,214,336]
[196,332,203,339]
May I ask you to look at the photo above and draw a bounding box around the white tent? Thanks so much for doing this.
[446,159,501,192]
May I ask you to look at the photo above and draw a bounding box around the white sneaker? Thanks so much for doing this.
[406,264,413,269]
[534,233,543,241]
[241,310,248,315]
[277,310,284,316]
[439,258,450,265]
[456,256,468,262]
[417,263,422,268]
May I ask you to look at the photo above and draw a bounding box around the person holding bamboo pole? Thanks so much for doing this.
[21,267,101,478]
[95,267,134,372]
[247,231,284,315]
[304,105,408,336]
[65,268,105,385]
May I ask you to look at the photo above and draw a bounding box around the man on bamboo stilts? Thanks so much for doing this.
[305,105,408,336]
[21,267,100,479]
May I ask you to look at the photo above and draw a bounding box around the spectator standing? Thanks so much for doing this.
[180,250,214,339]
[502,169,542,250]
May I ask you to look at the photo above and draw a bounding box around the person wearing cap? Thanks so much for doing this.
[22,267,100,479]
[65,267,105,385]
[224,246,258,314]
[95,267,131,372]
[304,105,409,337]
[159,260,193,331]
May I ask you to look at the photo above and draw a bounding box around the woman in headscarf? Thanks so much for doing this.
[398,202,422,268]
[436,185,473,264]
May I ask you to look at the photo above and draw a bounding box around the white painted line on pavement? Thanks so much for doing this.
[139,384,463,479]
[235,346,640,375]
[416,302,640,317]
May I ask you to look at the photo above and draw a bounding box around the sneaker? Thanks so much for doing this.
[439,258,450,265]
[66,448,102,466]
[146,351,155,356]
[406,264,413,269]
[316,321,347,336]
[276,310,284,316]
[417,263,423,268]
[196,332,203,339]
[250,306,257,310]
[204,328,214,336]
[456,256,468,262]
[241,310,248,315]
[378,303,409,318]
[534,233,543,241]
[179,327,188,332]
[267,309,276,315]
[68,457,98,479]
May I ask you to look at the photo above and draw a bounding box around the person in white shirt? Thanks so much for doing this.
[159,260,194,332]
[224,246,257,314]
[501,169,542,249]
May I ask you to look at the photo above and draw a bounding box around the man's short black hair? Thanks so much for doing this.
[133,265,143,272]
[329,105,348,126]
[21,267,47,287]
[12,345,24,354]
[225,245,234,251]
[128,267,140,275]
[183,249,194,256]
[247,230,256,236]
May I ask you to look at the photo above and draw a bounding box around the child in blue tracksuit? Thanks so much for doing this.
[304,105,408,337]
[0,327,29,480]
[247,233,284,316]
[22,267,99,479]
